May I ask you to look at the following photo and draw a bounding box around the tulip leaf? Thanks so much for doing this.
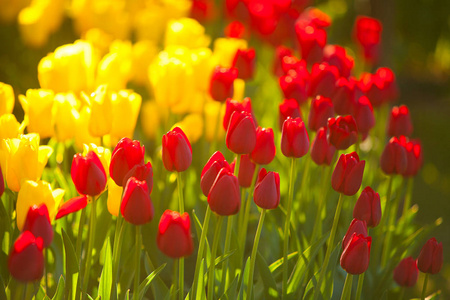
[255,251,279,299]
[98,238,112,300]
[138,263,166,298]
[195,259,206,300]
[237,257,250,300]
[35,285,50,300]
[144,252,169,299]
[125,289,130,300]
[214,249,236,266]
[52,275,65,300]
[268,251,298,274]
[0,276,7,300]
[221,271,240,300]
[61,228,79,300]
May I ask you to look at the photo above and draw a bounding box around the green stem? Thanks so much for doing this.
[45,248,49,293]
[179,257,185,300]
[191,206,211,300]
[282,158,296,299]
[402,177,414,218]
[310,166,329,244]
[355,273,365,300]
[398,286,405,300]
[246,209,266,300]
[76,208,86,264]
[210,102,223,154]
[177,172,184,214]
[207,216,224,300]
[133,226,141,300]
[239,163,259,251]
[314,193,344,300]
[219,215,234,296]
[340,273,353,300]
[421,273,429,300]
[112,214,125,299]
[82,198,97,300]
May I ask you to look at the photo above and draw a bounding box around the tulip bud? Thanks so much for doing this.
[162,127,193,172]
[376,67,399,102]
[353,187,381,227]
[157,210,194,258]
[238,154,257,188]
[354,16,382,63]
[311,127,336,166]
[121,177,154,225]
[353,96,375,141]
[333,77,356,115]
[322,45,354,78]
[209,66,238,102]
[387,105,413,137]
[71,151,107,196]
[357,72,384,107]
[393,257,419,287]
[223,97,254,130]
[251,127,276,165]
[281,117,310,158]
[0,82,15,116]
[8,231,44,282]
[224,21,246,39]
[226,111,257,154]
[380,137,408,175]
[295,22,326,65]
[110,138,145,186]
[232,48,256,80]
[279,99,302,130]
[254,168,280,210]
[417,238,443,274]
[279,71,308,106]
[397,136,423,177]
[308,62,340,98]
[340,233,371,274]
[23,204,53,248]
[200,152,234,196]
[122,162,153,193]
[273,45,293,77]
[342,219,368,250]
[308,95,334,132]
[328,115,358,150]
[208,168,241,216]
[332,152,365,196]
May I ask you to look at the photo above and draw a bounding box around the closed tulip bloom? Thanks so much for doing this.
[0,114,23,141]
[342,219,368,250]
[8,231,44,282]
[226,111,257,154]
[200,151,233,196]
[19,89,55,139]
[399,137,423,177]
[273,45,293,77]
[380,137,408,175]
[251,127,276,165]
[238,154,257,188]
[121,177,154,225]
[85,85,113,137]
[232,48,256,80]
[295,23,326,65]
[308,62,340,98]
[223,97,254,130]
[23,204,53,248]
[110,90,142,141]
[417,238,443,274]
[71,151,107,196]
[357,72,384,107]
[354,16,382,63]
[353,186,381,227]
[353,96,375,140]
[164,18,210,49]
[122,162,153,193]
[53,93,80,142]
[328,115,358,150]
[208,168,241,216]
[279,71,308,106]
[333,77,356,115]
[110,137,145,186]
[322,45,354,78]
[281,117,310,158]
[107,179,122,217]
[0,82,15,116]
[387,105,413,137]
[281,55,308,76]
[376,67,399,102]
[157,210,194,258]
[311,127,336,166]
[332,152,365,196]
[308,95,334,131]
[279,99,302,130]
[254,168,280,210]
[162,127,193,172]
[209,66,238,102]
[340,233,372,275]
[393,257,419,287]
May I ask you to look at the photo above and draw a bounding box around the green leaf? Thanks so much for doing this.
[255,251,278,299]
[221,272,240,300]
[52,275,65,300]
[268,251,298,274]
[144,253,169,299]
[195,259,206,300]
[237,258,250,300]
[35,285,50,300]
[214,249,236,267]
[61,229,78,300]
[98,238,112,300]
[138,263,166,298]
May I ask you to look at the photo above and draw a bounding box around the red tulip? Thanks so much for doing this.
[340,233,371,274]
[376,67,399,102]
[417,237,443,274]
[71,151,107,196]
[342,219,368,250]
[208,167,240,216]
[8,231,44,282]
[332,152,365,196]
[223,97,254,130]
[251,127,276,165]
[121,177,154,225]
[253,168,280,210]
[398,137,423,177]
[308,95,334,132]
[393,257,419,287]
[122,162,153,193]
[209,66,238,102]
[328,115,358,150]
[226,110,257,154]
[352,96,375,140]
[353,186,381,227]
[238,154,257,188]
[280,55,308,75]
[279,98,302,130]
[308,62,340,98]
[295,22,326,65]
[333,77,356,115]
[279,71,308,106]
[162,127,192,172]
[310,127,336,166]
[157,210,194,258]
[387,105,413,137]
[354,16,382,63]
[357,72,384,107]
[200,151,234,197]
[281,117,310,158]
[224,21,246,39]
[273,45,293,77]
[299,7,331,29]
[247,0,279,35]
[55,195,88,220]
[380,137,408,175]
[23,204,53,248]
[190,0,215,23]
[232,48,256,80]
[322,45,354,78]
[110,137,145,186]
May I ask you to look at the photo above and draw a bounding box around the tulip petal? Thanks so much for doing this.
[55,195,88,220]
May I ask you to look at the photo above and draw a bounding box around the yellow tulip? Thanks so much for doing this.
[140,100,167,140]
[0,114,23,141]
[19,89,54,139]
[165,18,210,49]
[73,106,100,151]
[173,114,203,144]
[53,93,80,142]
[131,40,158,86]
[107,177,122,217]
[110,90,142,140]
[16,180,65,231]
[0,82,14,116]
[233,78,246,102]
[83,85,112,137]
[83,143,111,177]
[134,6,167,43]
[213,38,247,67]
[96,40,132,91]
[161,0,191,20]
[191,47,214,92]
[83,28,114,57]
[18,5,49,48]
[204,100,225,142]
[0,134,53,192]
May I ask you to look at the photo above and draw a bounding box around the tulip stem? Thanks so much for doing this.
[191,206,211,300]
[282,157,296,299]
[45,248,49,292]
[76,208,86,264]
[239,164,259,255]
[421,273,429,300]
[340,273,353,300]
[398,287,405,300]
[207,216,224,300]
[133,226,141,300]
[355,273,365,300]
[82,198,97,300]
[210,102,223,154]
[310,166,330,244]
[219,215,234,296]
[314,193,344,300]
[177,172,184,214]
[247,208,266,300]
[401,177,414,220]
[112,214,125,299]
